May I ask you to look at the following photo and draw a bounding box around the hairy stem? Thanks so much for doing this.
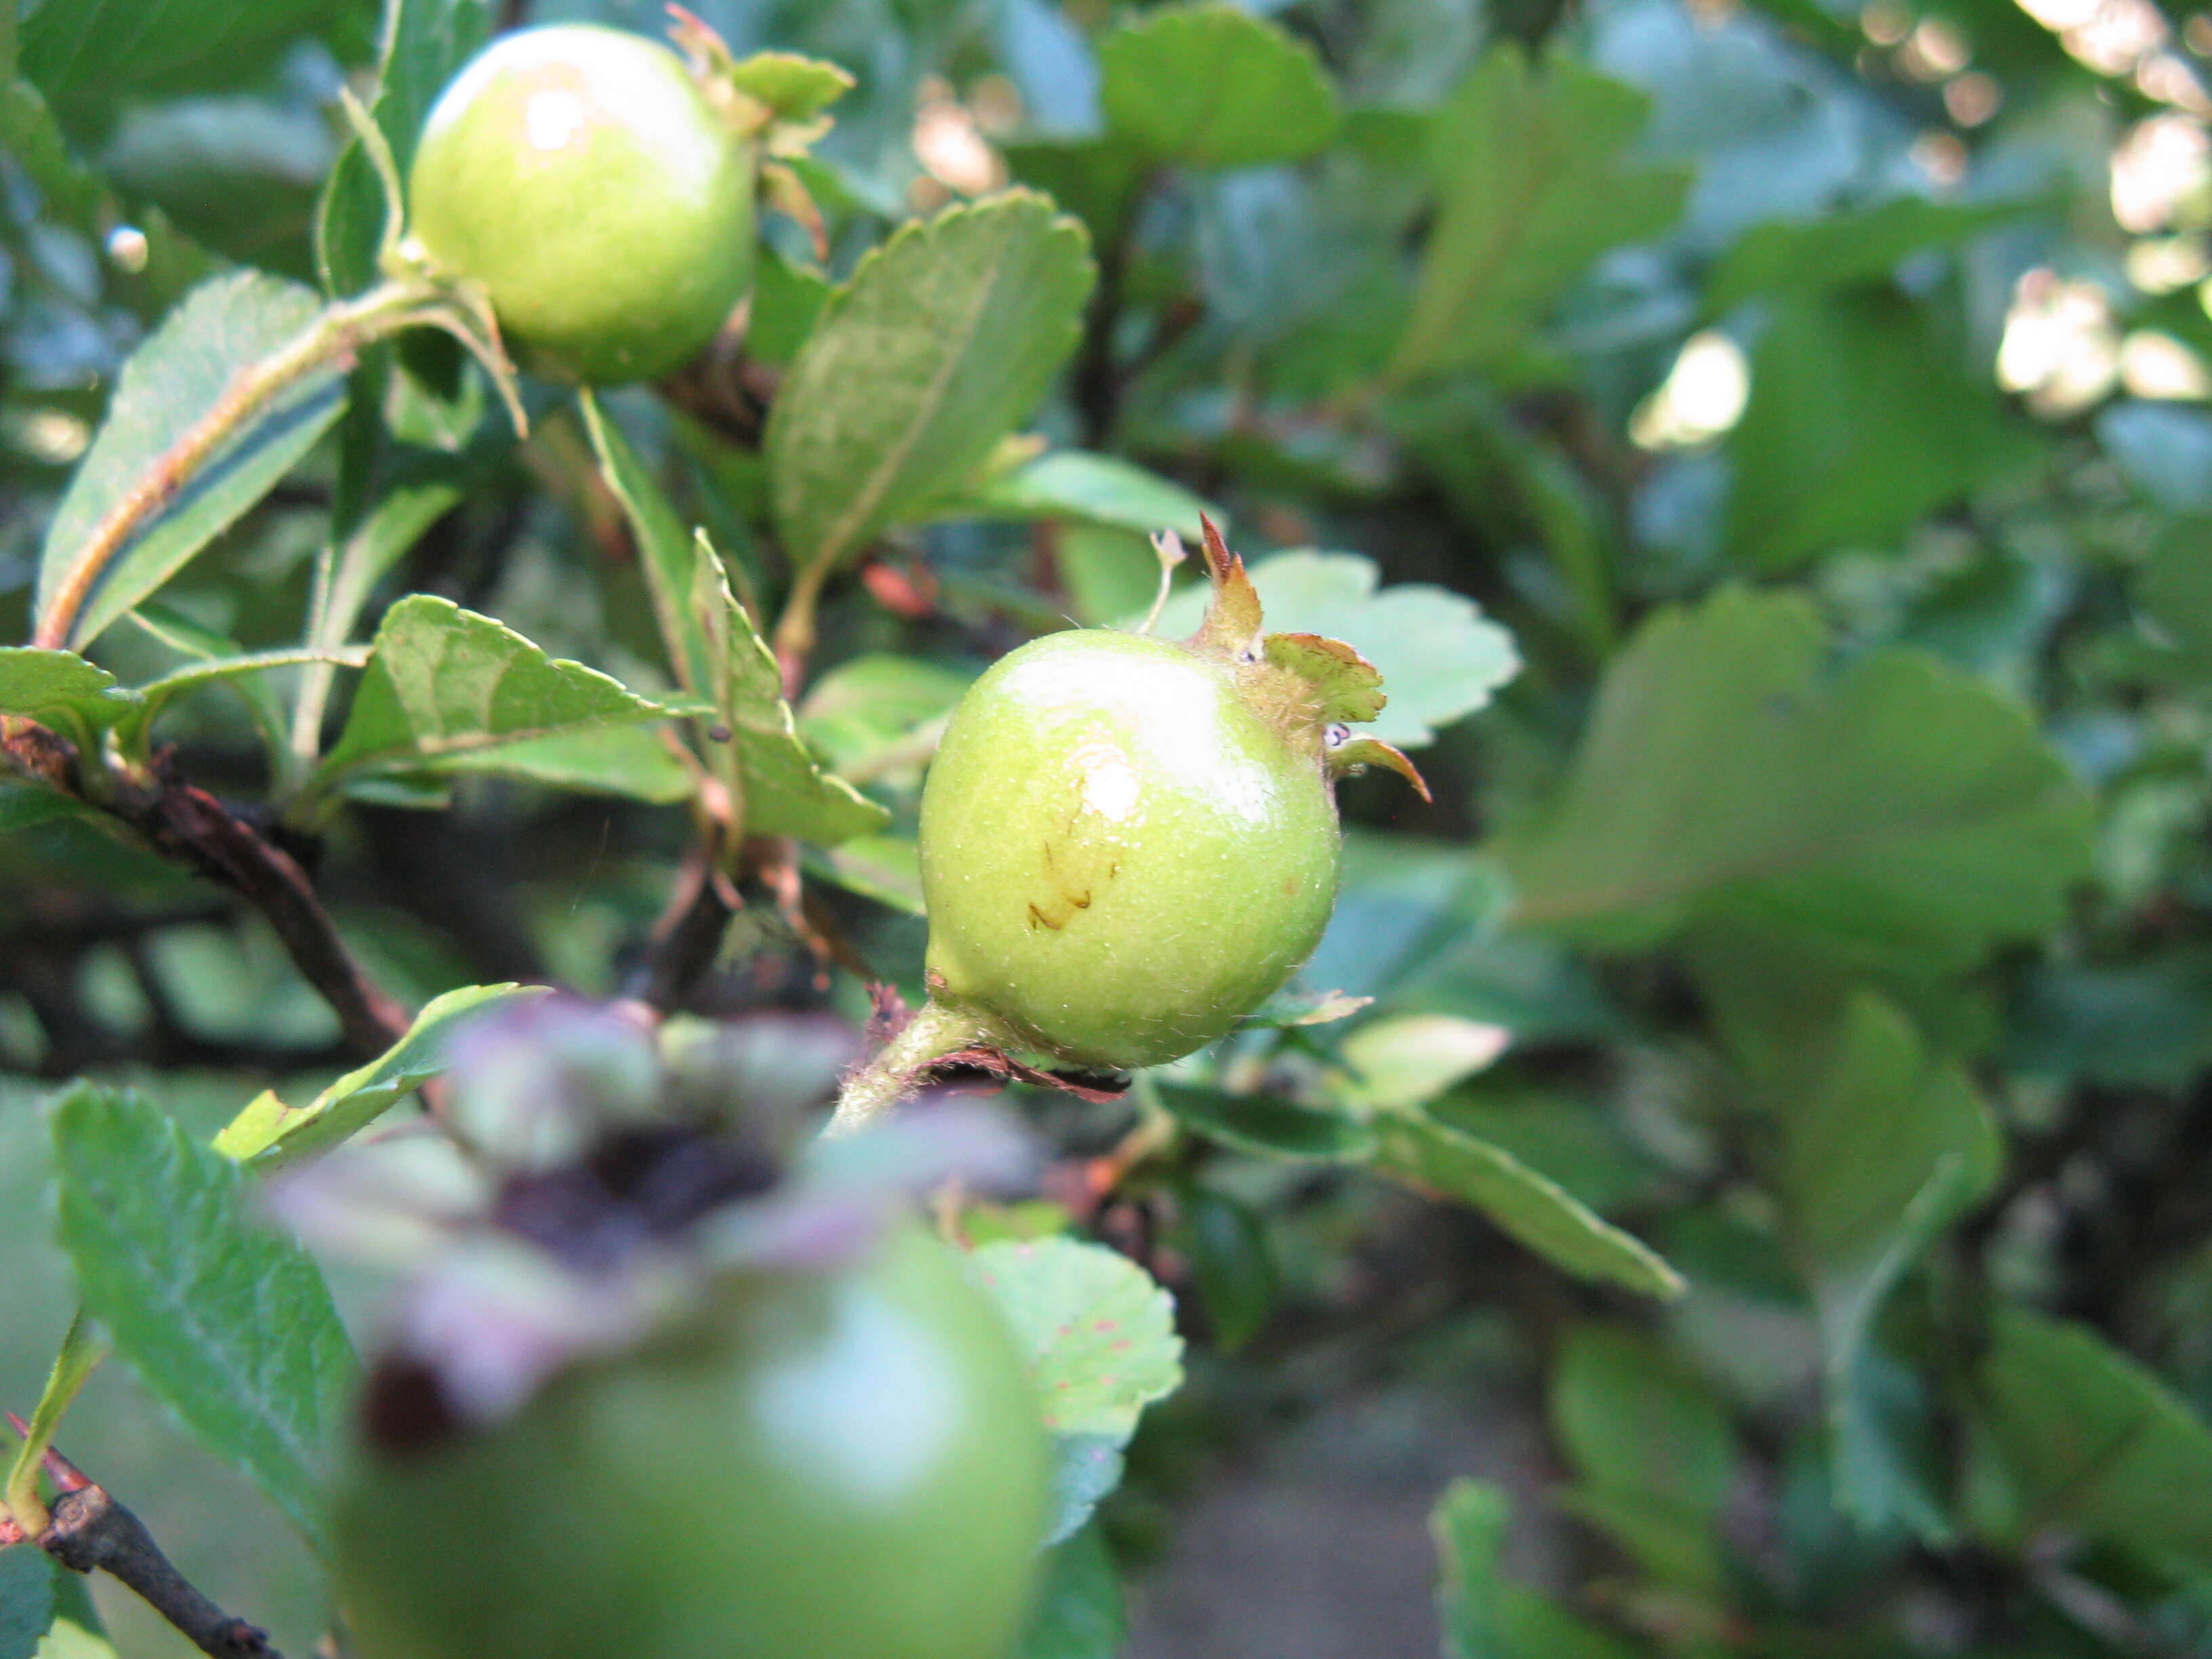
[34,278,443,652]
[826,998,991,1136]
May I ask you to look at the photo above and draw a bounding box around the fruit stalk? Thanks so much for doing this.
[826,998,993,1136]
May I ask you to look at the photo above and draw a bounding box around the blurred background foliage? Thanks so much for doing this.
[9,0,2212,1653]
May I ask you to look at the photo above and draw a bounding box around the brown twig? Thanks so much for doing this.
[39,1485,284,1659]
[114,756,410,1056]
[625,842,739,1014]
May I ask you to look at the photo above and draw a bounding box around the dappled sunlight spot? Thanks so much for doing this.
[1912,131,1969,186]
[1631,330,1749,451]
[1944,70,2005,125]
[912,81,1006,197]
[1997,269,2121,415]
[1898,16,1973,79]
[2120,329,2212,398]
[2112,113,2212,233]
[2127,234,2211,291]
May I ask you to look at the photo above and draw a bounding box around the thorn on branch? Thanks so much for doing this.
[39,1485,285,1659]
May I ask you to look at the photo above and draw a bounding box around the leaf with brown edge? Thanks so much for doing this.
[1332,735,1431,800]
[1187,514,1263,657]
[1265,633,1385,724]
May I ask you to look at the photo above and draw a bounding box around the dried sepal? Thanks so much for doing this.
[1264,632,1385,724]
[1329,734,1431,801]
[1187,514,1263,658]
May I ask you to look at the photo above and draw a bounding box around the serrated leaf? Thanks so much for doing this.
[48,1084,356,1550]
[318,0,496,293]
[215,982,542,1170]
[1149,550,1517,747]
[38,271,348,648]
[1334,1013,1511,1111]
[954,449,1214,542]
[1155,1082,1378,1160]
[1725,291,2041,572]
[1374,1114,1684,1298]
[724,51,855,121]
[1019,1522,1126,1659]
[768,192,1094,581]
[0,649,137,745]
[1500,588,2095,975]
[1098,3,1340,169]
[1389,45,1687,384]
[695,550,891,845]
[1982,1309,2212,1572]
[579,390,712,699]
[0,1547,54,1659]
[970,1237,1184,1440]
[316,596,690,802]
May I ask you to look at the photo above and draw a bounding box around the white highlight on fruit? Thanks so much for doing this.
[525,88,589,152]
[1081,755,1141,823]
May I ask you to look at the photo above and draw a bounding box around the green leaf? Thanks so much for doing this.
[0,649,137,747]
[20,0,356,110]
[1724,291,2041,572]
[213,982,541,1169]
[1500,588,2095,975]
[1549,1325,1734,1589]
[746,248,832,369]
[48,1084,356,1550]
[1388,46,1687,384]
[579,390,712,698]
[1434,1479,1511,1659]
[801,834,924,914]
[1373,1114,1684,1298]
[0,785,95,837]
[1552,1324,1737,1517]
[970,1237,1185,1440]
[694,550,892,844]
[318,0,497,294]
[316,596,691,803]
[1703,195,2047,316]
[767,192,1094,582]
[1042,1433,1126,1553]
[1982,1309,2212,1573]
[1154,1082,1378,1161]
[1147,550,1519,747]
[1334,1013,1511,1112]
[2139,516,2212,668]
[952,449,1214,541]
[724,50,855,121]
[0,1547,54,1659]
[796,653,970,782]
[1097,3,1340,169]
[119,644,370,756]
[1170,1184,1275,1353]
[38,271,348,648]
[1017,1523,1126,1659]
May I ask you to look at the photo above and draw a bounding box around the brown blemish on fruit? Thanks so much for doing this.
[1283,876,1298,897]
[1027,903,1061,931]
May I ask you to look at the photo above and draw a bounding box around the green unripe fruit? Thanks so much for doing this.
[407,24,755,386]
[919,630,1341,1071]
[333,1229,1049,1659]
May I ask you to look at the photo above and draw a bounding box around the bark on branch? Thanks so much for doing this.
[40,1486,285,1659]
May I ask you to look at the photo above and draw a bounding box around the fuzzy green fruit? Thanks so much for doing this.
[407,24,754,386]
[333,1229,1049,1659]
[919,628,1341,1071]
